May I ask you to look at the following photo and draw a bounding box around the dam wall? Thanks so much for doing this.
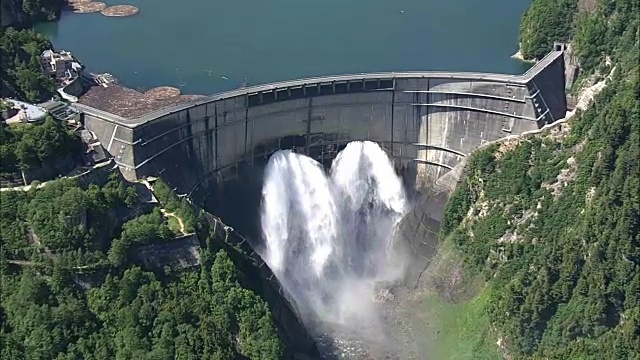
[78,49,566,201]
[75,49,567,350]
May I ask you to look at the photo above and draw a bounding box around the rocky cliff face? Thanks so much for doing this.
[205,214,322,360]
[0,0,64,28]
[1,0,30,27]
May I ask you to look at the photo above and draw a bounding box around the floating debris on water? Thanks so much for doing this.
[101,4,140,17]
[145,86,181,100]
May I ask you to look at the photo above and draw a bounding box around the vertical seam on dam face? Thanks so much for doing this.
[306,97,313,156]
[424,78,429,156]
[214,105,219,173]
[107,124,118,152]
[415,91,422,161]
[205,106,214,177]
[185,111,196,166]
[244,95,249,159]
[390,85,395,155]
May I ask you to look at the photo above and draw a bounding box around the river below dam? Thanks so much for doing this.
[38,0,531,95]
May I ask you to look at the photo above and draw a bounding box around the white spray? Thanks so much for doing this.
[260,141,409,331]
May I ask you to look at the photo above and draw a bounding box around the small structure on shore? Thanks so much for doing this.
[93,73,116,87]
[101,5,139,17]
[1,99,48,124]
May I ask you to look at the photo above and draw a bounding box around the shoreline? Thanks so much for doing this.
[37,3,544,113]
[510,49,536,64]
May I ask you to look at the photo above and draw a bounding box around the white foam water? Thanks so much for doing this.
[260,141,409,331]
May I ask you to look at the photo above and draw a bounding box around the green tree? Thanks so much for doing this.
[518,0,577,59]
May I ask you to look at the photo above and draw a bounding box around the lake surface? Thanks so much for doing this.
[38,0,531,95]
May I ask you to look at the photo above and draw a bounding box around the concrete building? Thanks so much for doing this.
[39,99,81,124]
[42,50,83,84]
[41,50,85,102]
[2,98,48,124]
[78,129,110,165]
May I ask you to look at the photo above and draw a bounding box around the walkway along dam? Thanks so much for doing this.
[74,46,568,357]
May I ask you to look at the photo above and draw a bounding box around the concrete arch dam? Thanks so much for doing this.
[80,48,566,197]
[78,48,567,358]
[78,46,567,261]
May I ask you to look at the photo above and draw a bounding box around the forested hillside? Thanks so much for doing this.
[0,0,64,27]
[0,177,284,359]
[443,0,639,357]
[518,0,637,68]
[519,0,577,60]
[0,26,56,102]
[0,116,81,174]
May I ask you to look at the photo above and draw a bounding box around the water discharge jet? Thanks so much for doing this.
[260,140,411,357]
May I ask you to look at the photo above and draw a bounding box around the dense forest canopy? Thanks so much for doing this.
[444,0,639,357]
[0,26,55,102]
[0,117,81,174]
[0,0,64,26]
[1,251,283,359]
[0,177,285,359]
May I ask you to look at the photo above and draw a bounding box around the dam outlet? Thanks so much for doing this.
[260,140,414,358]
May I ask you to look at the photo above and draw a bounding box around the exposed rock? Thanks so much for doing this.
[69,2,106,14]
[374,287,397,304]
[578,0,598,13]
[131,234,201,270]
[204,214,322,359]
[542,156,578,198]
